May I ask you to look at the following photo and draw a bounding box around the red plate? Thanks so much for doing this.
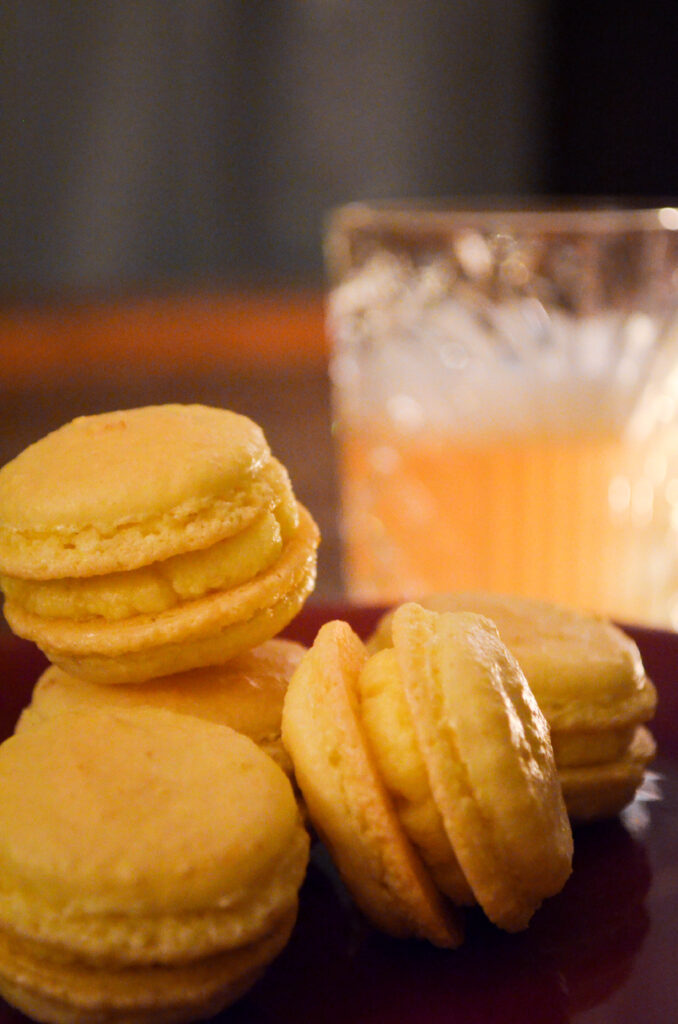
[1,604,677,1024]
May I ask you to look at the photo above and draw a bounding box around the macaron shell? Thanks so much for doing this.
[281,620,463,948]
[53,574,313,686]
[0,904,297,1024]
[551,721,639,768]
[16,639,306,776]
[559,725,657,822]
[392,603,573,932]
[0,406,284,579]
[0,833,308,967]
[4,504,319,683]
[0,707,306,926]
[0,405,268,535]
[372,592,654,734]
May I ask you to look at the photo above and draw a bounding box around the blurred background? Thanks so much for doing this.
[1,0,678,600]
[4,1,678,298]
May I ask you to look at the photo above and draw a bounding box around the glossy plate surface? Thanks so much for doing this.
[1,603,677,1024]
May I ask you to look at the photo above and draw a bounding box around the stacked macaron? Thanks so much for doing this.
[0,708,309,1024]
[0,404,319,1023]
[0,404,319,684]
[368,591,657,822]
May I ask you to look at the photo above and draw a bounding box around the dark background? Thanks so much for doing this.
[549,3,678,198]
[2,1,678,301]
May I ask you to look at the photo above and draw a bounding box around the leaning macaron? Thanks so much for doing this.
[281,617,463,948]
[0,706,309,1024]
[282,604,573,941]
[369,591,657,821]
[15,637,306,776]
[0,405,319,683]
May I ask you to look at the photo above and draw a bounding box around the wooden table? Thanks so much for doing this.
[0,287,344,615]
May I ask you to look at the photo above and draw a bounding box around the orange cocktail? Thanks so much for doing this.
[337,419,678,624]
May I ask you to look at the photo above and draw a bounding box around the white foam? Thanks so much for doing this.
[328,255,671,439]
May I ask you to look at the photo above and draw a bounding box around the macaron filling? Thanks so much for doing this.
[1,494,298,623]
[357,648,474,905]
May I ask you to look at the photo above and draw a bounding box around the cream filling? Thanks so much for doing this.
[0,456,298,580]
[357,648,474,905]
[1,497,298,623]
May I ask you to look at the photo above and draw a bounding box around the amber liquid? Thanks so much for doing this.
[339,423,673,624]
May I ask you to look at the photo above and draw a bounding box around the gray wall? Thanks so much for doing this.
[1,1,550,297]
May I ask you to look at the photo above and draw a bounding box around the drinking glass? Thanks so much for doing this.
[325,200,678,625]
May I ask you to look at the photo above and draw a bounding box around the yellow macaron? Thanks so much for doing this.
[281,615,463,948]
[369,592,657,821]
[0,705,310,1024]
[0,405,319,683]
[282,603,572,942]
[15,637,306,776]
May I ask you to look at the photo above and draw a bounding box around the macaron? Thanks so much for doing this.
[281,603,573,942]
[558,726,657,823]
[368,591,657,821]
[0,405,320,683]
[0,705,310,1024]
[282,615,463,948]
[15,637,306,776]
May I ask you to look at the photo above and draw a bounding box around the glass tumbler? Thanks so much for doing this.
[325,201,678,626]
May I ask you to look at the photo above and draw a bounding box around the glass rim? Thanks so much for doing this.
[325,197,678,235]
